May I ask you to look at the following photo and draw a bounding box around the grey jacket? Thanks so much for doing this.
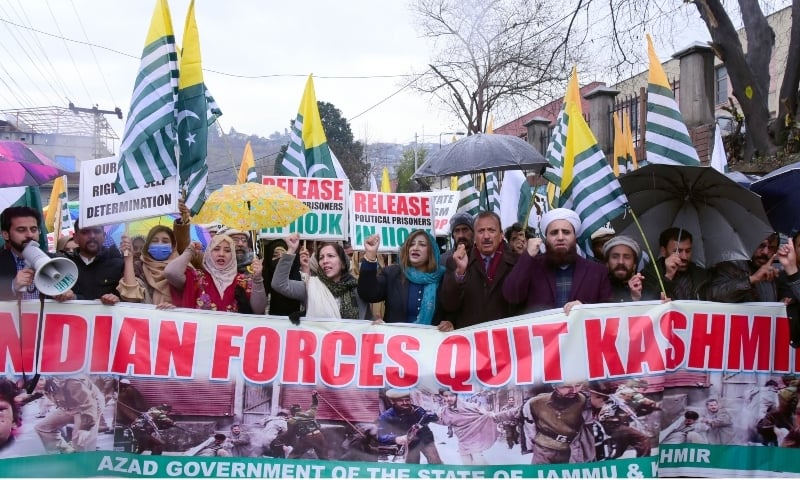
[270,253,371,320]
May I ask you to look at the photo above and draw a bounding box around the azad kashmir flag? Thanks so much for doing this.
[645,34,700,166]
[612,113,638,176]
[558,68,628,257]
[44,175,72,236]
[114,0,179,196]
[455,174,480,216]
[0,186,48,249]
[279,75,338,178]
[177,0,221,214]
[543,66,582,207]
[237,141,258,184]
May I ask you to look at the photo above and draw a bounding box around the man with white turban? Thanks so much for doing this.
[502,208,612,314]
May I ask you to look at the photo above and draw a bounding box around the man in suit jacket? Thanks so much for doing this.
[1,206,74,302]
[503,208,612,314]
[439,211,520,328]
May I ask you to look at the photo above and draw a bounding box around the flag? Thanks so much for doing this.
[499,170,525,229]
[644,34,700,166]
[280,75,337,178]
[623,112,638,170]
[480,172,501,213]
[237,141,258,184]
[710,123,728,173]
[45,175,71,234]
[369,173,378,192]
[614,112,639,176]
[114,0,179,195]
[177,0,221,214]
[543,66,582,207]
[559,71,628,257]
[612,112,625,176]
[0,186,48,249]
[450,176,458,191]
[517,179,534,225]
[381,167,392,193]
[456,175,480,216]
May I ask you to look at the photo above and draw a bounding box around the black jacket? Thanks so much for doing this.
[64,247,124,300]
[358,262,442,325]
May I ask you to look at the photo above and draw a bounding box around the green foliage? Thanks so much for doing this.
[318,101,368,189]
[395,147,429,193]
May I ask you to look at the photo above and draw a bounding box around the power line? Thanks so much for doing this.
[5,1,73,103]
[0,17,415,80]
[44,1,93,104]
[70,0,117,106]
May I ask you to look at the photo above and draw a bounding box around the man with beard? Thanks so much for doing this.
[642,228,709,300]
[224,229,255,276]
[440,212,474,266]
[503,208,612,314]
[439,211,520,328]
[1,207,75,301]
[707,233,781,303]
[377,389,441,465]
[603,235,647,302]
[524,382,596,464]
[64,221,124,304]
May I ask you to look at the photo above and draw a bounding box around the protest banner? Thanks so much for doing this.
[349,191,434,251]
[0,299,797,477]
[430,189,459,237]
[260,176,347,240]
[78,156,178,228]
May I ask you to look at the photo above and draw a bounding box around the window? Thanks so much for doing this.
[715,66,729,105]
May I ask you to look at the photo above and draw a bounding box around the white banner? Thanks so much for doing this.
[349,191,434,252]
[78,156,177,228]
[259,176,348,241]
[430,189,459,237]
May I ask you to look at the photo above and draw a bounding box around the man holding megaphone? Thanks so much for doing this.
[0,206,75,302]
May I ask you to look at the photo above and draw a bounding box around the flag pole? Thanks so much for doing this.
[627,207,667,299]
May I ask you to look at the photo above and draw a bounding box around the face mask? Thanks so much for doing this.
[148,244,173,261]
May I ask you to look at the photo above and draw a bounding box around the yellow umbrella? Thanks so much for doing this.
[193,183,309,231]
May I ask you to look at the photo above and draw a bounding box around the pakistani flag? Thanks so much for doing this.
[543,67,582,207]
[0,186,48,249]
[559,82,628,257]
[237,141,258,184]
[115,0,179,195]
[644,34,700,166]
[177,0,221,214]
[456,175,480,216]
[280,75,337,178]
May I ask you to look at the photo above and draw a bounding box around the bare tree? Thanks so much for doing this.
[410,0,587,135]
[583,0,798,159]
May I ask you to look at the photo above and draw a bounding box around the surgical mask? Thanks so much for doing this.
[148,244,173,261]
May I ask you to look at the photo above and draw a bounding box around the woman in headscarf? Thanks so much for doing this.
[117,226,179,307]
[165,235,266,314]
[271,233,371,322]
[357,230,447,329]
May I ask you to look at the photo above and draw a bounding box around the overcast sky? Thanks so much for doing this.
[0,0,462,145]
[0,0,776,147]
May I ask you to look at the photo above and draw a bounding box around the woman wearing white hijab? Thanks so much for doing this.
[165,234,266,313]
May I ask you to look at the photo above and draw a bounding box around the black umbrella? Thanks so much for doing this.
[750,161,800,235]
[411,133,547,178]
[612,164,773,268]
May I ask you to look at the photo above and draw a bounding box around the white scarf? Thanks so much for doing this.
[202,235,238,297]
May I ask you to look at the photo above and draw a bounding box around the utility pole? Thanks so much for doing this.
[68,102,123,158]
[414,132,419,171]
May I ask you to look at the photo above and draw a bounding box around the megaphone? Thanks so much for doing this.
[20,241,79,296]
